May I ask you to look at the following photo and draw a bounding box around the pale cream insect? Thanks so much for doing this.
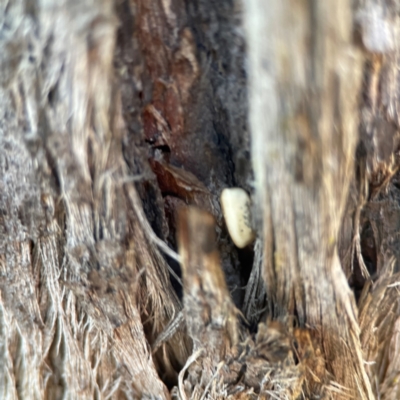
[220,187,255,248]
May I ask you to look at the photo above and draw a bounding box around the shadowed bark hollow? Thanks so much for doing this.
[1,0,400,399]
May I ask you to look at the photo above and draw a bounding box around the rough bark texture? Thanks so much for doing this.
[246,0,372,397]
[2,0,400,399]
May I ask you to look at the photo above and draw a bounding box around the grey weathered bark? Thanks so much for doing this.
[1,0,400,399]
[245,1,400,399]
[246,0,372,397]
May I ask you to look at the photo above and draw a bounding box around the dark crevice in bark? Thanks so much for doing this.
[115,0,254,311]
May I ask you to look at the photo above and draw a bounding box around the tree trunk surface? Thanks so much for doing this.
[1,0,400,399]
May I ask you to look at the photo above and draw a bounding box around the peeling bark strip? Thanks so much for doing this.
[177,207,240,354]
[245,0,373,398]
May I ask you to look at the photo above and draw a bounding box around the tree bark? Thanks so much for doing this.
[246,1,372,397]
[1,0,400,399]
